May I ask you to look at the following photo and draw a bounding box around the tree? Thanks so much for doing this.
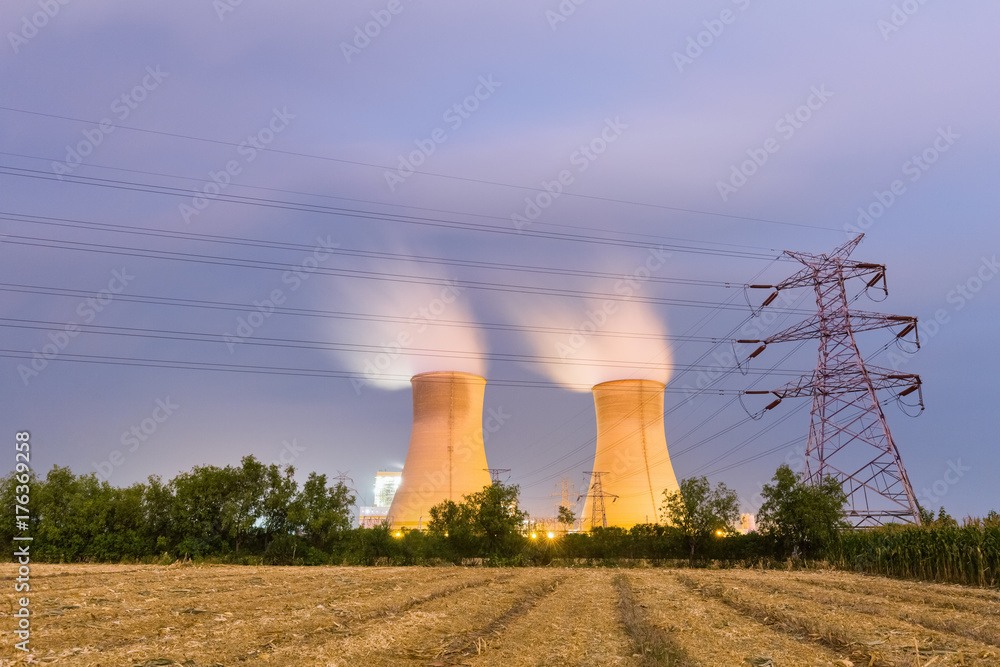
[464,482,527,557]
[221,456,268,554]
[756,464,848,558]
[427,498,477,560]
[170,464,233,556]
[143,475,175,552]
[429,483,527,558]
[288,472,355,549]
[260,463,298,546]
[427,499,465,535]
[918,503,935,526]
[661,476,739,565]
[558,505,575,531]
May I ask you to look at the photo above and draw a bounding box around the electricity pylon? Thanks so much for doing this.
[484,468,511,485]
[739,234,924,527]
[580,471,618,530]
[551,478,577,513]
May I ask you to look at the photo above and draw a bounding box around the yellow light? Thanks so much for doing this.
[715,529,724,537]
[395,532,402,537]
[546,532,555,539]
[530,533,537,539]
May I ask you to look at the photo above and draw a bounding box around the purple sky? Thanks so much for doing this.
[2,1,998,521]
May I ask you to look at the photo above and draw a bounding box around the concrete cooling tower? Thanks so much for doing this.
[386,371,492,529]
[582,379,680,529]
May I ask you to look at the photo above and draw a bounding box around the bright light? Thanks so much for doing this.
[530,533,537,539]
[715,529,724,537]
[395,532,402,537]
[546,532,555,539]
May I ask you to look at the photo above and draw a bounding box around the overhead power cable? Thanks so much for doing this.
[0,106,840,232]
[0,317,813,376]
[0,165,794,261]
[0,234,815,314]
[0,348,752,394]
[0,282,723,343]
[0,211,739,289]
[0,150,809,256]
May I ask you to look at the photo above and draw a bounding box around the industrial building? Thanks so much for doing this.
[357,471,402,528]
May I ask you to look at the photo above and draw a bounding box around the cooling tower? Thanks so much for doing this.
[386,371,492,529]
[582,379,680,529]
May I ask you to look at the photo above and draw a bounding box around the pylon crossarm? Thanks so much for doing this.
[757,311,913,347]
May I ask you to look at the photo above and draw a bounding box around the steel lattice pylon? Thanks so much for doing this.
[740,235,924,527]
[579,471,617,530]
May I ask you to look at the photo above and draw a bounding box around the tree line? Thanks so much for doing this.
[0,456,354,563]
[3,458,996,586]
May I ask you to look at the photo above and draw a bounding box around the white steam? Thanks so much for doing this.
[326,265,485,389]
[507,297,672,391]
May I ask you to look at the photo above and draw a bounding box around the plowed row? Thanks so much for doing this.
[2,564,997,666]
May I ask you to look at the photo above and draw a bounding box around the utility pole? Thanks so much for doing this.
[739,234,923,526]
[580,471,618,530]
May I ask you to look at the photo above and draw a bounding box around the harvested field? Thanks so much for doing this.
[2,564,998,666]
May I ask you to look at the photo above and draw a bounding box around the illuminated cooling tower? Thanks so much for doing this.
[386,372,492,529]
[582,379,680,529]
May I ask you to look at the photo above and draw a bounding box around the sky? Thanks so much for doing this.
[2,1,998,522]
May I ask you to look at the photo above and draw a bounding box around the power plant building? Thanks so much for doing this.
[358,471,402,528]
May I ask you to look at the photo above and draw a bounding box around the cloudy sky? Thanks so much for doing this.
[2,1,998,521]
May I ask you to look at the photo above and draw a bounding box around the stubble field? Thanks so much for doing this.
[2,564,998,666]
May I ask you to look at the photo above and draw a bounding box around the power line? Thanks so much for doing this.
[0,281,721,344]
[0,234,815,314]
[0,165,800,262]
[0,348,753,394]
[0,106,840,232]
[0,150,807,256]
[0,317,814,376]
[0,210,740,289]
